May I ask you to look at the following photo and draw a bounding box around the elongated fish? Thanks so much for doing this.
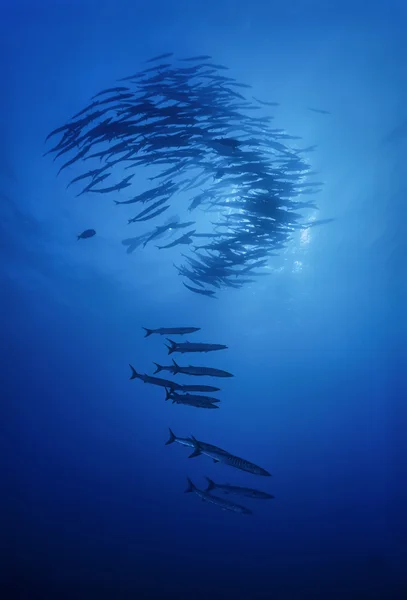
[128,365,183,390]
[182,282,217,297]
[180,384,221,393]
[189,436,271,476]
[170,359,233,378]
[165,429,228,457]
[165,389,221,404]
[165,428,195,448]
[205,477,274,499]
[143,327,200,337]
[171,395,219,409]
[146,52,174,63]
[185,478,252,515]
[165,339,227,354]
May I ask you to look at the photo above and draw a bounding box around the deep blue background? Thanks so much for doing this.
[1,0,406,598]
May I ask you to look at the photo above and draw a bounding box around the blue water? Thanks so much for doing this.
[1,1,406,598]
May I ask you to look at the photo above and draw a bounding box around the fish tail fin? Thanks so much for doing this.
[113,200,120,205]
[164,388,171,401]
[172,358,179,373]
[205,477,215,492]
[165,428,176,445]
[165,338,176,354]
[129,364,138,380]
[77,235,81,240]
[153,362,162,374]
[143,327,153,338]
[184,477,195,493]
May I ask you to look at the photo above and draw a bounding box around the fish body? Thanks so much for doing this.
[166,389,221,404]
[128,365,183,390]
[165,339,227,354]
[180,384,221,393]
[185,478,252,514]
[189,436,271,476]
[183,282,217,297]
[171,395,219,409]
[77,229,96,240]
[171,359,233,378]
[205,477,274,499]
[143,327,201,337]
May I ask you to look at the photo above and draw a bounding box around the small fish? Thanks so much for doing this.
[252,96,280,106]
[77,229,96,240]
[183,282,217,297]
[92,86,130,99]
[307,107,331,115]
[146,52,174,63]
[179,55,212,62]
[185,478,252,515]
[88,174,134,194]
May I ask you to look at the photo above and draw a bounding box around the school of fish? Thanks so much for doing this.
[130,325,273,514]
[45,52,332,297]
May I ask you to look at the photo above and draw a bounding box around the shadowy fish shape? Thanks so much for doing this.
[165,389,221,404]
[143,327,200,337]
[307,107,331,115]
[170,359,233,378]
[180,384,221,393]
[165,339,227,354]
[77,229,96,240]
[185,478,252,514]
[128,365,183,390]
[169,391,219,409]
[205,477,274,499]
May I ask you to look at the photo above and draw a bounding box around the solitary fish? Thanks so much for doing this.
[307,107,331,115]
[185,478,252,515]
[165,339,228,355]
[77,229,96,240]
[143,327,201,337]
[205,477,274,499]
